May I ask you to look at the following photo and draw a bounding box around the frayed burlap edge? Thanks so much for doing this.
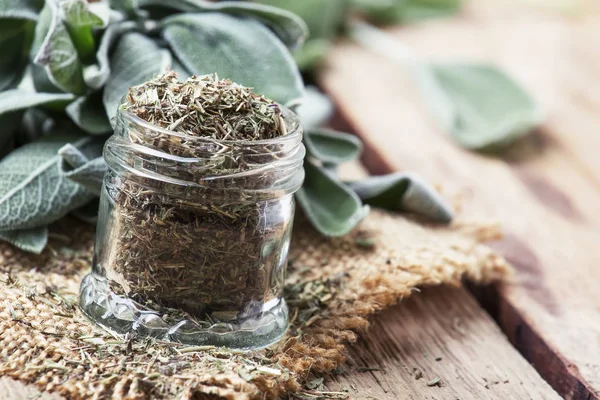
[0,210,510,399]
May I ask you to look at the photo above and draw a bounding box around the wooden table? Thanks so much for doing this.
[318,0,600,398]
[3,1,600,399]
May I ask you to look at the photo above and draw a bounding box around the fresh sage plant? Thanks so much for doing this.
[0,0,453,254]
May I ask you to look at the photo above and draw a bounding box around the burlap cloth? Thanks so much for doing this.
[0,210,509,399]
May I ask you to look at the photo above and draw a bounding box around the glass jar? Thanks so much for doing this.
[79,104,305,349]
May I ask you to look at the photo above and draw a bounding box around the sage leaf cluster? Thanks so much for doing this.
[0,0,307,252]
[0,0,456,254]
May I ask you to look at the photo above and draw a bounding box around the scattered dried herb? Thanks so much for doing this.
[427,377,441,387]
[102,71,294,322]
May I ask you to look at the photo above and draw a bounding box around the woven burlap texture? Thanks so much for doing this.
[0,210,509,399]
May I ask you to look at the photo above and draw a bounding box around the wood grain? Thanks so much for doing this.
[326,287,560,400]
[320,2,600,399]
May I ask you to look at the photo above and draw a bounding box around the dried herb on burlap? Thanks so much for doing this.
[0,210,510,399]
[105,72,291,318]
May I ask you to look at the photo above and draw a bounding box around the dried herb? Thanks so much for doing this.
[103,71,292,321]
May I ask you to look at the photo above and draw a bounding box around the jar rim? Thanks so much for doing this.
[116,98,302,146]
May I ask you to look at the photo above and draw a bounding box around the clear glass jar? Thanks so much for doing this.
[79,104,304,349]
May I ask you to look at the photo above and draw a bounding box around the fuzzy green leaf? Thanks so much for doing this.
[0,134,98,231]
[66,94,111,134]
[0,113,22,156]
[29,2,60,92]
[255,0,347,41]
[103,32,172,121]
[293,39,331,72]
[59,143,106,195]
[0,19,35,91]
[296,159,369,237]
[140,0,308,48]
[345,172,453,223]
[33,0,86,95]
[171,58,192,80]
[162,13,304,105]
[0,89,75,115]
[402,0,462,22]
[60,0,107,62]
[0,226,48,254]
[351,0,461,25]
[0,0,44,20]
[304,129,362,164]
[108,0,136,14]
[0,90,74,154]
[295,86,333,130]
[83,21,136,89]
[432,64,543,150]
[18,109,51,145]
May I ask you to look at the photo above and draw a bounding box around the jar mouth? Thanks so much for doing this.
[107,98,305,200]
[116,100,302,147]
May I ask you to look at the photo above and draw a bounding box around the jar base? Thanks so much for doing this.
[78,273,288,350]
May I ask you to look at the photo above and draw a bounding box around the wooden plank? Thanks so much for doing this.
[317,164,559,399]
[326,287,560,400]
[319,2,600,399]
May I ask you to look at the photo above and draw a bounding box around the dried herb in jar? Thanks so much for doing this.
[105,71,292,321]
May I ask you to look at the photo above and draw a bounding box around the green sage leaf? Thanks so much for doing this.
[108,0,136,15]
[304,129,362,164]
[59,0,107,63]
[172,58,192,80]
[20,108,52,144]
[103,32,172,121]
[0,0,44,20]
[83,21,136,89]
[0,226,48,254]
[162,13,304,105]
[0,134,97,231]
[402,0,462,22]
[33,0,86,95]
[0,113,22,157]
[345,172,453,223]
[293,39,331,72]
[59,143,107,195]
[255,0,346,40]
[255,0,347,70]
[351,0,461,24]
[296,159,369,237]
[0,19,35,91]
[295,86,333,130]
[140,0,308,48]
[66,94,111,135]
[0,89,75,115]
[0,89,75,149]
[29,1,60,93]
[432,64,543,150]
